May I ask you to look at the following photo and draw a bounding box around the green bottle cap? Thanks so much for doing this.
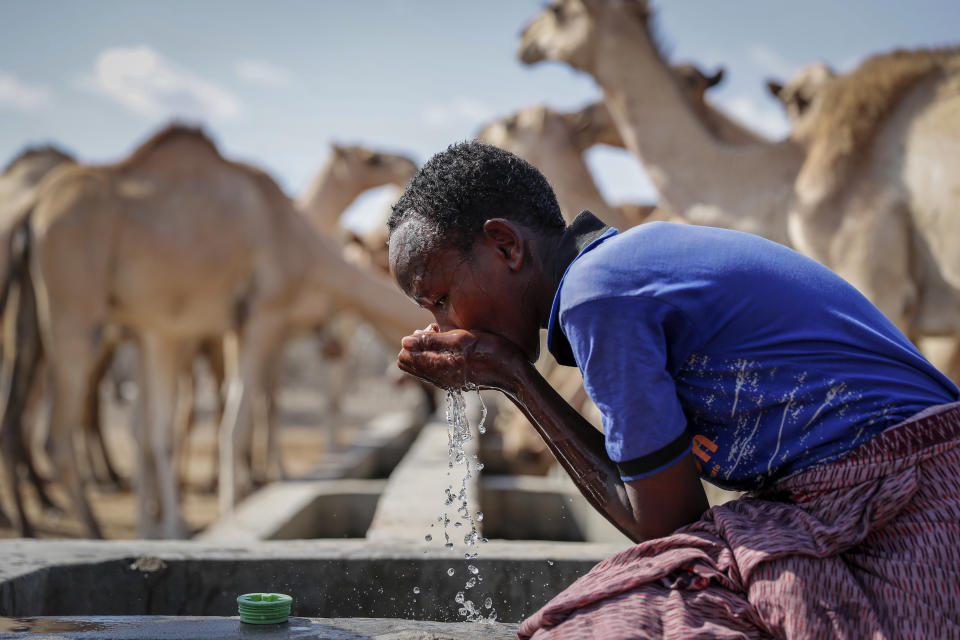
[237,593,292,624]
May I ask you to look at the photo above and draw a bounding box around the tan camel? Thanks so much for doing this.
[518,0,802,248]
[766,63,836,125]
[5,125,429,538]
[296,144,417,235]
[478,104,638,228]
[182,144,422,490]
[767,52,960,377]
[567,66,768,150]
[518,1,960,345]
[0,146,76,533]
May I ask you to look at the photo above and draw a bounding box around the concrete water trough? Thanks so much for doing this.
[0,539,624,625]
[0,400,640,636]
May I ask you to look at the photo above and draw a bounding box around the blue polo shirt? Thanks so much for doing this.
[547,216,958,490]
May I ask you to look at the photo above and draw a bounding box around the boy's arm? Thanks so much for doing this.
[510,361,707,543]
[398,328,707,543]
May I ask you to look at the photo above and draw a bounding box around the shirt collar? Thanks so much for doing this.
[546,211,618,366]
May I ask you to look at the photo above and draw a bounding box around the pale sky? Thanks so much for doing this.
[2,1,958,231]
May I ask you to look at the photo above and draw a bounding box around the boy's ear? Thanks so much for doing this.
[482,219,524,271]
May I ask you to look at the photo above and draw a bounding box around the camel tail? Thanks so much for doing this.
[0,215,31,322]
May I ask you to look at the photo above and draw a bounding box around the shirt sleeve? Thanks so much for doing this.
[560,295,696,481]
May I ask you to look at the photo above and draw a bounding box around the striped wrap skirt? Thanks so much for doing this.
[518,402,960,639]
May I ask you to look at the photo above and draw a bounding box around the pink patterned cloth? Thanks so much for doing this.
[518,403,960,639]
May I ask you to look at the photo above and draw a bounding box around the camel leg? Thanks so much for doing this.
[263,383,287,483]
[0,279,44,537]
[139,333,194,539]
[206,339,228,490]
[174,370,195,496]
[20,361,59,513]
[256,361,286,485]
[219,316,286,514]
[187,338,226,495]
[83,341,127,491]
[129,365,160,538]
[43,326,105,539]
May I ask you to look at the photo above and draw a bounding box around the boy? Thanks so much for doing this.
[388,141,960,638]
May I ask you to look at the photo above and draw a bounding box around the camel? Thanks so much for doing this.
[567,66,768,151]
[518,0,960,348]
[766,63,836,125]
[179,144,423,490]
[3,125,430,538]
[518,0,802,247]
[296,144,417,236]
[766,52,960,378]
[0,146,76,532]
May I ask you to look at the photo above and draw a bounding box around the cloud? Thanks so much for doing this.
[421,96,494,129]
[85,46,240,121]
[748,44,796,80]
[235,59,296,87]
[717,94,791,140]
[0,71,51,111]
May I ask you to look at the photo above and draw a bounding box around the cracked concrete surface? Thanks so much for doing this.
[0,616,519,639]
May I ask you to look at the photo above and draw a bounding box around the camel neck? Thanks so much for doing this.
[296,168,358,234]
[587,14,803,243]
[545,145,632,229]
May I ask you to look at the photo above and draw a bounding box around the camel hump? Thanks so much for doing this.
[2,145,75,176]
[798,46,960,202]
[119,122,224,170]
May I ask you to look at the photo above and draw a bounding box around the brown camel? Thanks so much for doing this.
[5,125,429,538]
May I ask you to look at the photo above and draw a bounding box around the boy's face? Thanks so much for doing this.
[389,222,543,362]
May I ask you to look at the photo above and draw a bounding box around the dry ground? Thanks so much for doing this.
[0,329,426,540]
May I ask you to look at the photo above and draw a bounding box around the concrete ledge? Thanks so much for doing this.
[0,616,518,639]
[481,475,632,544]
[196,480,386,543]
[0,540,627,624]
[366,417,479,544]
[301,410,427,481]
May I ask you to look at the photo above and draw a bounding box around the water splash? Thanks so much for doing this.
[422,387,498,623]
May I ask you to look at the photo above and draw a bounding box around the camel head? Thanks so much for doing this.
[475,104,575,161]
[326,143,418,190]
[518,0,652,72]
[673,63,725,104]
[767,63,836,126]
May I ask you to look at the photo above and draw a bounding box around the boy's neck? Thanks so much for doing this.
[549,210,611,288]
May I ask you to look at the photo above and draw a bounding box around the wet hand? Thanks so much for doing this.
[397,326,526,393]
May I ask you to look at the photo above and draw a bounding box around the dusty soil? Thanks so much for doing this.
[0,330,427,540]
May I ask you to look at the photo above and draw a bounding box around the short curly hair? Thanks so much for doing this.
[388,141,565,251]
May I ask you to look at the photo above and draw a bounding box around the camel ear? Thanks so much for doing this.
[766,80,784,99]
[706,67,725,88]
[531,106,548,131]
[331,142,345,156]
[580,0,604,15]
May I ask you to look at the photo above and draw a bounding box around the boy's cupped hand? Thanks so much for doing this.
[397,324,526,394]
